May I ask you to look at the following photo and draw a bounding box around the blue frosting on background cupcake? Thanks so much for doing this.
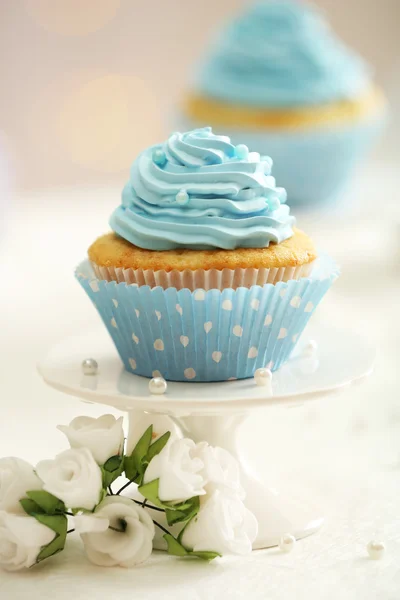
[197,0,371,107]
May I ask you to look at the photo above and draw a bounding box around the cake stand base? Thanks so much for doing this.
[38,323,374,549]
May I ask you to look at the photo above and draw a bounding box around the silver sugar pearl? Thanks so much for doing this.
[254,368,272,387]
[81,358,98,375]
[279,534,296,553]
[149,377,167,395]
[367,540,385,560]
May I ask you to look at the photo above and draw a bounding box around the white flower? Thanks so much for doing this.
[0,458,43,514]
[143,438,206,503]
[0,511,55,571]
[181,490,258,556]
[36,448,103,511]
[76,496,154,567]
[194,442,245,500]
[126,414,182,456]
[57,414,124,465]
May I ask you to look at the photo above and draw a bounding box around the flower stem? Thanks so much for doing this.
[153,520,170,536]
[115,482,165,513]
[116,481,133,495]
[132,499,164,513]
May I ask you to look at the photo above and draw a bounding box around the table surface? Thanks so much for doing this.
[1,160,400,599]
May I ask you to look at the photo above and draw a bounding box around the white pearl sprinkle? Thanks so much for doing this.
[176,190,189,205]
[367,540,385,560]
[303,339,318,356]
[254,368,272,389]
[279,534,296,553]
[81,358,98,375]
[235,144,249,160]
[148,377,167,395]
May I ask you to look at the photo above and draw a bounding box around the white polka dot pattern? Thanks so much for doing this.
[290,296,301,308]
[248,347,258,359]
[204,322,213,334]
[251,299,260,311]
[305,302,314,313]
[233,325,243,337]
[222,300,233,311]
[154,339,164,351]
[184,368,196,380]
[180,336,189,347]
[212,351,222,363]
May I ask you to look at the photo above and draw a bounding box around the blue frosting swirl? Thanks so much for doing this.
[196,0,371,107]
[110,128,295,250]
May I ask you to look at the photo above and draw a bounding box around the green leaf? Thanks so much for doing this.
[102,455,124,488]
[123,454,138,483]
[165,509,187,526]
[180,496,200,521]
[33,514,68,563]
[165,496,200,527]
[133,425,153,467]
[138,479,182,511]
[163,534,188,557]
[138,479,164,508]
[26,491,65,515]
[138,480,201,522]
[124,425,153,484]
[20,498,44,516]
[104,455,123,472]
[145,431,170,463]
[163,534,220,561]
[190,551,221,561]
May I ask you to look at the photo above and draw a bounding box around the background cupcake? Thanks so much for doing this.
[77,128,338,382]
[179,0,386,207]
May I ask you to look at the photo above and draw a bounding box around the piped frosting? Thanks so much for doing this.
[110,127,294,250]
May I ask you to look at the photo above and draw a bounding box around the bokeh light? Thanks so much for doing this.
[26,0,120,36]
[57,74,161,173]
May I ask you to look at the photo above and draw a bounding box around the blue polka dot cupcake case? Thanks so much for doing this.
[76,127,339,382]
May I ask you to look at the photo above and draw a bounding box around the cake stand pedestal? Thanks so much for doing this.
[38,323,374,549]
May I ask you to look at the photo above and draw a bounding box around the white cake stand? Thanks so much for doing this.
[38,323,374,549]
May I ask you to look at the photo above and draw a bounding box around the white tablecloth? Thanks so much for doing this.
[1,162,399,599]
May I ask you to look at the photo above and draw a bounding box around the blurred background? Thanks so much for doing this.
[0,4,400,595]
[1,0,399,193]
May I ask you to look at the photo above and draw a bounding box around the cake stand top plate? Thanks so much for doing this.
[38,323,374,415]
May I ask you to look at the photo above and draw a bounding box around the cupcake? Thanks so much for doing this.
[179,1,386,207]
[76,127,338,382]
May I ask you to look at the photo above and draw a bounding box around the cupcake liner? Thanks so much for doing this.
[76,255,338,382]
[91,261,315,291]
